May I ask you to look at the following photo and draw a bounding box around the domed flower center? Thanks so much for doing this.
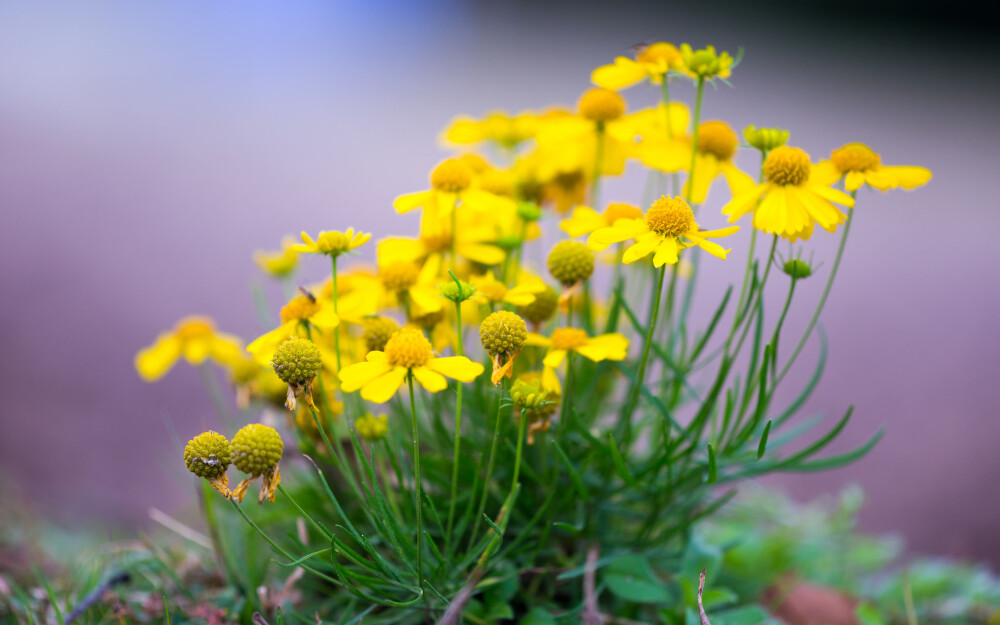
[421,230,452,253]
[604,202,643,224]
[175,318,215,340]
[637,42,680,67]
[645,196,695,237]
[550,328,589,351]
[315,231,352,254]
[478,169,515,197]
[363,316,399,353]
[578,88,626,122]
[764,146,812,186]
[431,158,473,192]
[384,328,434,368]
[697,121,738,160]
[831,143,881,173]
[280,295,320,323]
[380,261,420,292]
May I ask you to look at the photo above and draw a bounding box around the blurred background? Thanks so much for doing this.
[1,0,997,566]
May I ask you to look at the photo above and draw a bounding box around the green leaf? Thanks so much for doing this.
[608,433,638,487]
[710,605,777,625]
[521,607,558,625]
[855,603,887,625]
[757,420,772,460]
[553,521,582,535]
[604,554,672,604]
[701,587,739,610]
[706,443,718,483]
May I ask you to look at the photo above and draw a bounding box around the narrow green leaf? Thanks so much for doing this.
[706,443,718,483]
[552,441,590,501]
[608,433,638,487]
[757,420,772,460]
[604,554,672,604]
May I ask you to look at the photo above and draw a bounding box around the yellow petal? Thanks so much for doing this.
[591,56,648,90]
[686,235,730,260]
[543,349,568,369]
[378,238,426,265]
[525,332,551,348]
[866,165,932,190]
[683,154,718,205]
[807,184,854,208]
[246,321,299,365]
[209,333,245,367]
[560,206,605,238]
[809,161,842,187]
[412,365,448,393]
[652,238,679,266]
[576,333,629,361]
[718,160,756,199]
[457,242,506,266]
[393,191,432,214]
[623,231,662,264]
[427,356,484,382]
[339,360,394,393]
[360,367,408,403]
[722,184,768,222]
[135,334,181,381]
[845,170,866,192]
[590,219,650,252]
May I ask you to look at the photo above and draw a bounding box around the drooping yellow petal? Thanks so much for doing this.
[208,333,245,367]
[722,184,768,222]
[844,170,866,191]
[246,320,300,365]
[865,165,932,191]
[683,153,719,205]
[378,238,427,265]
[588,218,649,252]
[525,332,552,348]
[592,56,649,90]
[339,360,394,393]
[807,184,855,208]
[652,238,680,266]
[809,161,842,187]
[543,349,568,369]
[394,190,433,214]
[310,306,340,330]
[360,367,408,403]
[560,206,605,238]
[576,333,629,362]
[135,334,182,381]
[685,234,731,260]
[718,160,757,200]
[426,356,484,382]
[457,242,505,266]
[411,366,447,393]
[623,231,663,264]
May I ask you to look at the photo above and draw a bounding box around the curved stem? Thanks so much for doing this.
[277,483,333,540]
[776,197,856,385]
[406,373,424,588]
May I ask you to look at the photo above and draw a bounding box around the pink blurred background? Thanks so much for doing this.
[1,2,998,564]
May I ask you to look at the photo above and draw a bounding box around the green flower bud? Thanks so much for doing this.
[547,240,594,286]
[743,125,790,153]
[783,259,813,279]
[516,284,559,326]
[516,201,543,222]
[183,431,232,479]
[271,336,322,386]
[232,424,283,476]
[438,279,476,303]
[480,311,527,358]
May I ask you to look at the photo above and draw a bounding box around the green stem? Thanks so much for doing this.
[683,77,706,204]
[591,124,605,206]
[406,374,424,588]
[776,197,856,385]
[470,380,506,550]
[623,263,667,433]
[558,298,575,432]
[331,255,342,371]
[445,299,465,552]
[734,150,769,317]
[507,400,530,500]
[769,277,797,368]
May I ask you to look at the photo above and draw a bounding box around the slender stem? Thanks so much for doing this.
[507,398,530,501]
[558,298,575,431]
[728,235,779,358]
[683,77,706,204]
[331,255,341,371]
[769,277,798,368]
[623,263,667,432]
[445,300,465,552]
[776,197,856,385]
[591,124,605,206]
[406,374,424,588]
[735,150,769,316]
[277,484,333,540]
[470,380,506,550]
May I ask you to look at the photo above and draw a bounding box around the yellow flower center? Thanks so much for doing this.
[458,153,490,174]
[175,318,215,340]
[578,88,626,122]
[380,261,420,292]
[472,275,508,303]
[764,146,812,186]
[550,328,589,351]
[830,142,881,173]
[604,202,643,224]
[637,42,680,67]
[315,231,353,254]
[696,121,738,161]
[478,169,515,197]
[421,231,452,253]
[430,158,473,192]
[384,328,433,368]
[645,196,695,237]
[410,308,446,327]
[280,296,320,323]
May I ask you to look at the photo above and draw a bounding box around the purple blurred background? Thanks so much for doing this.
[1,1,998,564]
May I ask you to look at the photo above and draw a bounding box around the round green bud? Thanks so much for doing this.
[271,336,322,385]
[516,201,543,222]
[438,279,476,303]
[547,240,594,286]
[183,430,232,479]
[511,372,560,419]
[480,310,528,357]
[516,284,559,325]
[363,316,400,353]
[232,423,283,476]
[495,234,522,251]
[783,259,813,279]
[743,125,790,153]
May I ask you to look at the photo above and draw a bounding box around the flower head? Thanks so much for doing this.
[442,110,540,150]
[591,42,682,90]
[253,236,299,277]
[511,371,561,444]
[480,311,528,385]
[588,196,739,266]
[438,278,476,303]
[547,241,595,287]
[184,431,232,497]
[783,258,814,279]
[516,284,559,328]
[527,328,629,370]
[743,125,789,153]
[231,424,283,504]
[578,88,627,123]
[246,290,339,368]
[722,146,855,241]
[136,316,244,382]
[363,316,400,353]
[355,413,389,442]
[271,336,322,411]
[294,229,371,257]
[339,328,483,403]
[679,44,734,81]
[813,142,932,192]
[394,159,512,220]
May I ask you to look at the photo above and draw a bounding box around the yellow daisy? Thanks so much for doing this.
[560,202,643,238]
[526,327,630,369]
[253,236,299,277]
[246,291,339,366]
[136,316,244,381]
[470,270,547,307]
[339,328,483,403]
[591,42,684,90]
[441,110,540,151]
[377,218,506,269]
[393,158,512,220]
[292,228,371,257]
[588,195,739,266]
[812,142,932,192]
[722,146,855,241]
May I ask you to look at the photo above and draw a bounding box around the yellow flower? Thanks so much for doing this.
[339,328,483,403]
[722,146,855,241]
[246,291,339,367]
[678,44,734,81]
[378,218,506,270]
[591,42,683,90]
[393,158,512,220]
[136,316,244,381]
[470,271,546,307]
[293,228,371,257]
[527,327,629,368]
[812,142,932,192]
[560,203,643,238]
[588,196,739,266]
[253,236,299,277]
[355,413,389,441]
[441,110,540,150]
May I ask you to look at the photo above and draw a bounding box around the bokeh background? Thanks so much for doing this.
[1,0,998,565]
